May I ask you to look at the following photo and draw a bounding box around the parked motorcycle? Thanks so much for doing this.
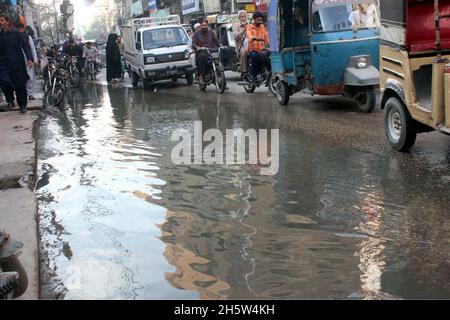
[65,55,81,88]
[42,58,55,93]
[44,62,70,107]
[196,48,226,93]
[0,231,28,299]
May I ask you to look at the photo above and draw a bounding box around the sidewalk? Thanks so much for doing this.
[0,86,43,299]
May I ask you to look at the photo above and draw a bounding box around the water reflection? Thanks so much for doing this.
[37,84,450,299]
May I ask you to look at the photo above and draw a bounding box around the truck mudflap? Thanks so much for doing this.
[343,65,380,87]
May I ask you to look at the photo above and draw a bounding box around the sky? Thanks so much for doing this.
[73,0,99,28]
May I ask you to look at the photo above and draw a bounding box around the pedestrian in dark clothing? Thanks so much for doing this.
[0,13,33,113]
[219,27,232,68]
[106,33,122,83]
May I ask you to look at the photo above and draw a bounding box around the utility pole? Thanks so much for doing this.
[231,0,235,13]
[52,0,60,43]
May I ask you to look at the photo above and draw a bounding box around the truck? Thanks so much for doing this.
[121,15,194,89]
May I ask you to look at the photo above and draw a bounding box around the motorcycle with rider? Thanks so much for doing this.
[238,12,275,94]
[191,20,227,93]
[83,41,100,80]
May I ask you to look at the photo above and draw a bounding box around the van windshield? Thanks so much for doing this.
[142,27,188,50]
[312,1,380,32]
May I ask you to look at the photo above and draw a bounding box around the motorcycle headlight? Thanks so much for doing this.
[146,56,155,64]
[211,51,220,59]
[356,56,369,69]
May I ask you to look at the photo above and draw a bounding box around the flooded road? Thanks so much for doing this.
[36,80,450,299]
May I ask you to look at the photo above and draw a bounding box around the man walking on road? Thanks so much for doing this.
[0,13,33,113]
[117,36,125,81]
[17,23,38,101]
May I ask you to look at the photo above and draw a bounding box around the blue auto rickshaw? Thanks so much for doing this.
[268,0,381,112]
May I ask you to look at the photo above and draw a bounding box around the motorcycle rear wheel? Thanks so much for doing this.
[45,83,65,107]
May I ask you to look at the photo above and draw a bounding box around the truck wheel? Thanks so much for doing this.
[355,87,376,113]
[131,72,139,88]
[143,80,153,90]
[275,80,289,105]
[186,73,194,86]
[384,97,417,151]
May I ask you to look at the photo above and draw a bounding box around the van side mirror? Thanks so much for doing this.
[136,42,141,50]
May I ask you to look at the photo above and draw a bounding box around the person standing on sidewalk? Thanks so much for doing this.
[117,36,125,82]
[17,23,38,100]
[0,13,33,113]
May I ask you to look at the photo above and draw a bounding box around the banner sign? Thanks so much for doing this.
[254,0,268,12]
[148,0,157,14]
[130,0,143,17]
[182,0,199,15]
[204,0,220,13]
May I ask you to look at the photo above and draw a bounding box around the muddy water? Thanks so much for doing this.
[36,83,450,299]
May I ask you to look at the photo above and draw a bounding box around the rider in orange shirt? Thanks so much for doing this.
[246,11,271,82]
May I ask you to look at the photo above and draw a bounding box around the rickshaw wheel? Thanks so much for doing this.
[131,72,139,88]
[268,74,277,97]
[275,80,289,105]
[384,97,417,151]
[355,87,376,113]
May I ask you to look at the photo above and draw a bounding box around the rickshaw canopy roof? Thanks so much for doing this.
[380,0,450,52]
[216,13,253,25]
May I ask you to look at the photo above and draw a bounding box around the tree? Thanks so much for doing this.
[37,1,60,43]
[82,14,108,42]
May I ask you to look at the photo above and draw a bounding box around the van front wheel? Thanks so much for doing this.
[384,97,417,151]
[186,73,194,86]
[131,72,139,88]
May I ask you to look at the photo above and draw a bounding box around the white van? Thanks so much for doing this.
[121,15,194,89]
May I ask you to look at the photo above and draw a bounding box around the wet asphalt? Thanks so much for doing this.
[35,70,450,299]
